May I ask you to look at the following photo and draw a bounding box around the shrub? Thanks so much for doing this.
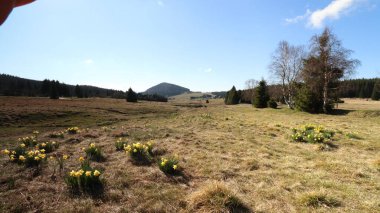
[124,142,153,164]
[84,143,104,162]
[268,99,278,109]
[295,85,325,113]
[67,127,80,134]
[25,150,47,167]
[115,138,128,151]
[291,124,334,144]
[159,156,180,175]
[224,86,241,105]
[49,131,65,138]
[188,181,252,213]
[65,162,103,195]
[18,136,37,147]
[37,141,59,153]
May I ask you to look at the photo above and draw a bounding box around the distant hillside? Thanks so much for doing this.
[144,82,190,97]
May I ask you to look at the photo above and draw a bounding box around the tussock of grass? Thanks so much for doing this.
[299,191,341,208]
[188,181,252,213]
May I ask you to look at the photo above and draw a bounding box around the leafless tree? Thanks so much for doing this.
[269,41,305,109]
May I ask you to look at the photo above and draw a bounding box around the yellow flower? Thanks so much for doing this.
[161,161,166,166]
[40,149,45,153]
[19,155,26,161]
[133,149,137,153]
[173,165,178,170]
[10,155,15,161]
[82,147,86,151]
[34,156,40,161]
[93,170,101,177]
[85,171,92,177]
[63,155,68,160]
[20,143,26,148]
[39,154,46,159]
[41,143,46,147]
[2,149,10,155]
[49,156,55,160]
[70,170,76,177]
[52,141,56,145]
[79,156,85,162]
[90,143,96,148]
[77,169,84,176]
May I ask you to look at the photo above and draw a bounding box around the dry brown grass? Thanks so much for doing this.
[0,97,379,212]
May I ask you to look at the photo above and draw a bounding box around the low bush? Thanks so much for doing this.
[291,124,334,143]
[268,99,278,109]
[159,156,180,175]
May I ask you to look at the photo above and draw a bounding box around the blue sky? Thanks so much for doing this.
[0,0,379,92]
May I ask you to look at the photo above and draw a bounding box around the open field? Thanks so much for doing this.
[0,97,379,212]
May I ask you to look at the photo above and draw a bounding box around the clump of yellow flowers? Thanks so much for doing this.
[159,156,180,175]
[291,124,334,143]
[37,141,59,153]
[67,127,80,134]
[18,135,37,147]
[125,141,154,164]
[84,143,104,162]
[24,149,47,167]
[115,138,128,151]
[65,160,103,194]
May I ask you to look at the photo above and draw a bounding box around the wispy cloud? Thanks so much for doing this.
[84,59,94,65]
[285,9,312,24]
[286,0,366,28]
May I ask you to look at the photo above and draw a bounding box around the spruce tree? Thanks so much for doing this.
[75,85,83,98]
[49,81,59,99]
[126,88,138,102]
[253,80,269,108]
[224,86,240,105]
[371,79,380,101]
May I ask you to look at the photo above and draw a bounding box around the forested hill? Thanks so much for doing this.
[0,74,125,98]
[144,82,190,97]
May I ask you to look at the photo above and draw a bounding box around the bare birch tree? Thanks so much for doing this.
[269,41,305,109]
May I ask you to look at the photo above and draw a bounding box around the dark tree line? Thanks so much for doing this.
[0,74,167,102]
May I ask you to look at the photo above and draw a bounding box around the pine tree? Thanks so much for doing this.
[371,79,380,101]
[126,88,138,102]
[224,86,240,105]
[49,81,59,99]
[75,85,83,98]
[253,80,269,108]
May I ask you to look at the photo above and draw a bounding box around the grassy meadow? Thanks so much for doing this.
[0,97,379,212]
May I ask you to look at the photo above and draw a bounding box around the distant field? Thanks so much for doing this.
[0,97,379,212]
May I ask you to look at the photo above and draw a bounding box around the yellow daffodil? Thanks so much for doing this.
[133,149,137,153]
[34,156,40,161]
[173,165,177,170]
[20,143,26,148]
[70,170,76,177]
[19,155,26,161]
[41,143,46,147]
[93,170,101,177]
[63,155,68,160]
[79,156,85,162]
[161,161,166,166]
[2,149,10,155]
[85,171,92,177]
[40,149,45,153]
[90,143,96,148]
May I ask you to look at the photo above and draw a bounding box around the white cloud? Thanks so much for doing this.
[84,59,94,64]
[285,0,365,28]
[285,9,312,24]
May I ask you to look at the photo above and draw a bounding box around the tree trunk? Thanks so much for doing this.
[323,72,329,113]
